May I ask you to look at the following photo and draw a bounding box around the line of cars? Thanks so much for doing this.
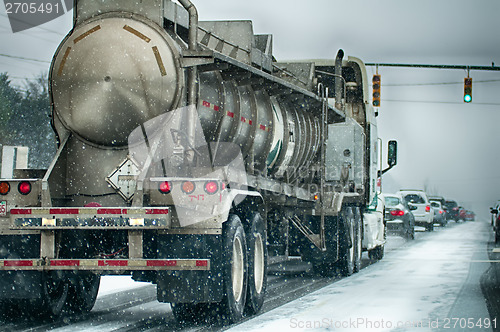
[383,190,474,240]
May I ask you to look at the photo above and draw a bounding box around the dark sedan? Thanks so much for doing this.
[444,200,460,222]
[383,193,416,240]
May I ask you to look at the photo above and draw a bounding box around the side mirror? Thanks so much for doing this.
[387,140,397,167]
[491,209,498,214]
[379,140,398,176]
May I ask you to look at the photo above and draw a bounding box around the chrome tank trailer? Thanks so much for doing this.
[197,71,320,175]
[51,14,184,147]
[50,12,320,183]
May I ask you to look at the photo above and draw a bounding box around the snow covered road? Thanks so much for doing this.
[228,221,493,332]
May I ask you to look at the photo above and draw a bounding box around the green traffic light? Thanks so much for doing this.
[464,77,472,103]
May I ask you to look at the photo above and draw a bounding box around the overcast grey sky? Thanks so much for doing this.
[1,0,500,218]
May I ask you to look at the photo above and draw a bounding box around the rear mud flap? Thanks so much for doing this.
[156,233,223,303]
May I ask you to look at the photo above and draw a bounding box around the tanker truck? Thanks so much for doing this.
[0,0,397,324]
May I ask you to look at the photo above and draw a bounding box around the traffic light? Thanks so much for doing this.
[464,77,472,103]
[372,75,381,107]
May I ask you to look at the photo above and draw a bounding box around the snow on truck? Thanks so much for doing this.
[0,0,397,323]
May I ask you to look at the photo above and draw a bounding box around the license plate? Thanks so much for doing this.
[0,201,6,216]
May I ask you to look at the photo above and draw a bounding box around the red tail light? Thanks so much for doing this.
[18,182,31,195]
[390,209,405,216]
[158,181,172,194]
[181,181,195,194]
[439,210,444,214]
[0,182,10,195]
[425,205,430,212]
[204,181,218,195]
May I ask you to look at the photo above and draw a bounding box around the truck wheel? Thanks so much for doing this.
[244,212,267,316]
[336,207,355,277]
[0,299,20,319]
[353,207,362,273]
[369,245,384,260]
[27,272,69,319]
[212,214,248,324]
[65,273,100,314]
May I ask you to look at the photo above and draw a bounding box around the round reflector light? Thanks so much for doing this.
[18,182,31,195]
[181,181,195,194]
[0,182,10,195]
[205,181,218,195]
[158,181,172,194]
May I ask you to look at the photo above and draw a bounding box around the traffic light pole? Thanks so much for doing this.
[365,63,500,71]
[365,63,499,103]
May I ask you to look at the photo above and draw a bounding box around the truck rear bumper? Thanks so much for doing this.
[9,207,170,229]
[0,230,222,303]
[0,258,210,271]
[3,207,214,273]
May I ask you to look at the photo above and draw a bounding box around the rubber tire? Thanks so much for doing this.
[336,207,355,277]
[0,299,21,320]
[426,223,434,232]
[406,226,415,240]
[26,272,69,319]
[369,245,384,260]
[244,212,267,316]
[211,214,248,324]
[65,273,100,314]
[352,207,362,273]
